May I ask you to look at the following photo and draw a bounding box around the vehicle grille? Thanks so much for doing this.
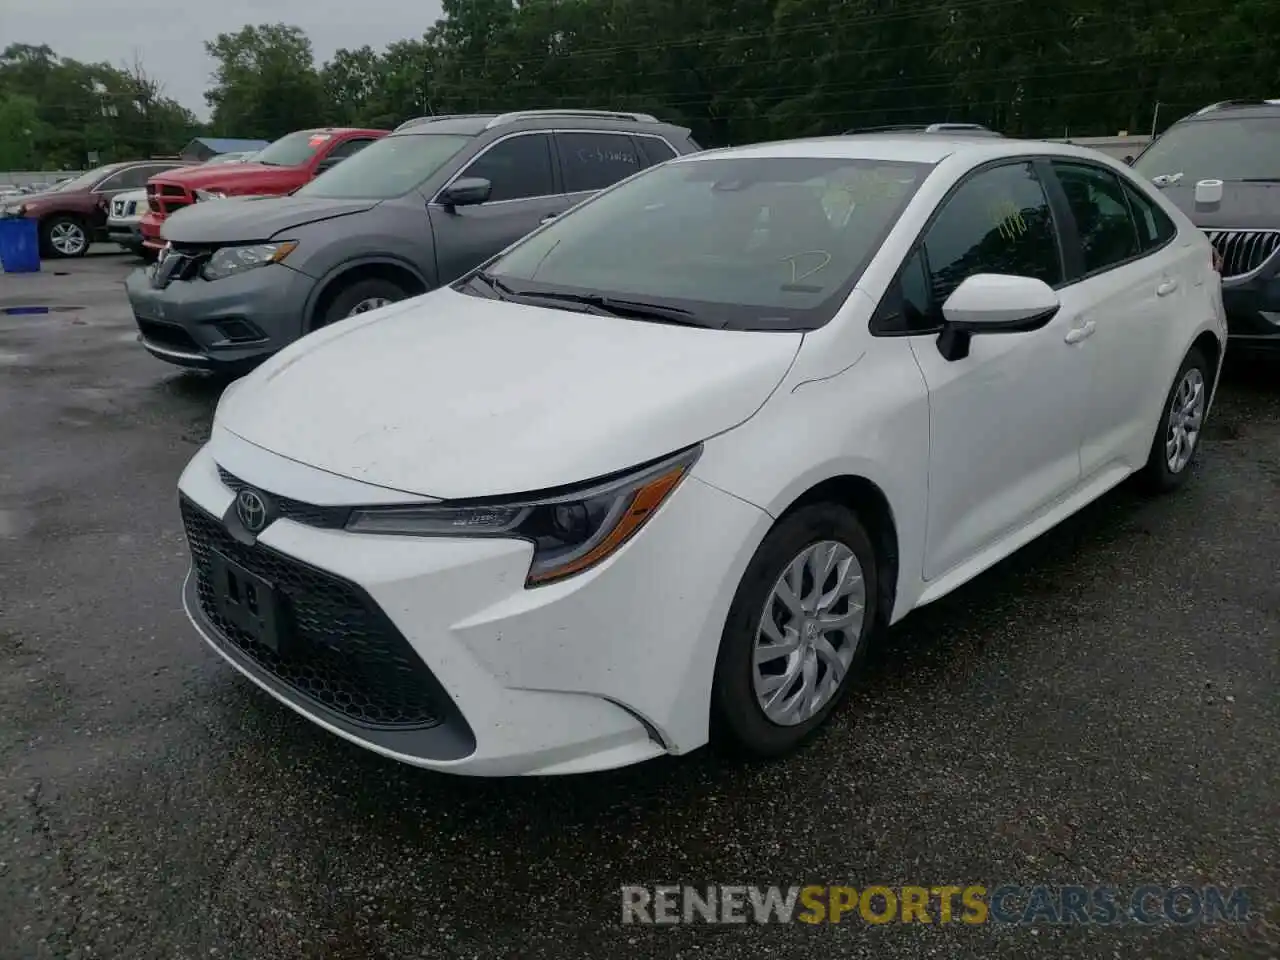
[147,181,193,216]
[216,466,352,529]
[1204,229,1280,279]
[180,496,445,729]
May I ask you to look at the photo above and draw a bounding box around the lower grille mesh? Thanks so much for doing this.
[181,496,444,729]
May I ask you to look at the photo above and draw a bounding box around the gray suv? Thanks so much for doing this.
[125,109,701,371]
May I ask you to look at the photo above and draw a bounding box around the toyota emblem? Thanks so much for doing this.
[235,488,269,533]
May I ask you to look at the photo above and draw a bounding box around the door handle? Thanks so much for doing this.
[1064,320,1096,344]
[1156,278,1179,297]
[540,213,559,224]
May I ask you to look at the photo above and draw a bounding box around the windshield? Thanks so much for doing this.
[55,165,120,193]
[481,155,931,330]
[1134,118,1280,182]
[253,130,334,167]
[297,134,471,200]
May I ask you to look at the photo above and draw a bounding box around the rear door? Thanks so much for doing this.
[1046,159,1181,475]
[429,132,566,285]
[554,131,647,215]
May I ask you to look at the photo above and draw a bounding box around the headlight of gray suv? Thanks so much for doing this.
[200,241,297,282]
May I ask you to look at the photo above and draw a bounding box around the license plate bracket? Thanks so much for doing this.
[209,549,289,654]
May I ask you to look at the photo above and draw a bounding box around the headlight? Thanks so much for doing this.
[345,446,701,586]
[200,241,297,281]
[195,189,227,201]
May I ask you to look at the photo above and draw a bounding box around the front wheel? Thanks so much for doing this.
[41,216,89,258]
[1140,346,1210,493]
[711,503,878,758]
[318,277,408,328]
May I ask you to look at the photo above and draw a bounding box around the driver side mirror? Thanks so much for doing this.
[437,177,492,211]
[936,274,1060,361]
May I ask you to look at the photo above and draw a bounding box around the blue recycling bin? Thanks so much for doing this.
[0,217,41,273]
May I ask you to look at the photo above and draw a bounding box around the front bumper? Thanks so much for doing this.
[124,263,316,371]
[108,222,143,250]
[140,211,166,250]
[1221,272,1280,351]
[176,434,772,775]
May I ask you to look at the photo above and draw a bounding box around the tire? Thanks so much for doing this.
[711,502,879,758]
[1140,346,1210,494]
[318,277,409,328]
[40,216,90,258]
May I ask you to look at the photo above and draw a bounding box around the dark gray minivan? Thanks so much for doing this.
[125,109,701,370]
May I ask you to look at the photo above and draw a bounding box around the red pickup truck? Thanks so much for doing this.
[140,127,388,252]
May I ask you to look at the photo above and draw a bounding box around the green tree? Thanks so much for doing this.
[0,92,40,169]
[0,43,198,167]
[204,24,325,138]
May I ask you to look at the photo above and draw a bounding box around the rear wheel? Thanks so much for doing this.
[41,216,89,258]
[318,277,409,328]
[1140,346,1209,493]
[712,503,878,758]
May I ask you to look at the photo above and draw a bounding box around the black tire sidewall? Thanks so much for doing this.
[319,278,408,328]
[41,216,87,258]
[1143,347,1209,493]
[712,502,878,758]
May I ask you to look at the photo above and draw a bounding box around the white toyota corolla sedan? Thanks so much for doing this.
[177,133,1227,775]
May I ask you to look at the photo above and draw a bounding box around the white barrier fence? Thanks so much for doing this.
[0,171,86,189]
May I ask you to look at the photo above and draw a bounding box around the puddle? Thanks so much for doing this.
[1,305,84,316]
[0,509,34,538]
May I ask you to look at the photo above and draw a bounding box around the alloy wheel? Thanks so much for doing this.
[49,221,87,256]
[752,540,866,726]
[347,297,392,317]
[1165,367,1205,474]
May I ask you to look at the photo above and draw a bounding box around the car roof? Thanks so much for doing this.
[1176,101,1280,123]
[675,134,1126,167]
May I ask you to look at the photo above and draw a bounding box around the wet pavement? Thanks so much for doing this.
[1,252,1278,959]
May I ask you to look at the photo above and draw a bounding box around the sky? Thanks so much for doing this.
[1,0,446,121]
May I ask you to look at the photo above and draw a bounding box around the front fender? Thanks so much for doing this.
[301,254,435,329]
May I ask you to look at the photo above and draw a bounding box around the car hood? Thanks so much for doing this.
[162,194,377,243]
[6,188,79,206]
[1155,180,1280,230]
[154,162,296,188]
[216,288,803,499]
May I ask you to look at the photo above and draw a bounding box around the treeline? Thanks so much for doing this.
[5,0,1279,168]
[0,45,200,169]
[204,0,1280,146]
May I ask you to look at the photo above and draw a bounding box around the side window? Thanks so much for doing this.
[1051,162,1141,275]
[1121,180,1177,250]
[922,162,1063,305]
[460,133,555,203]
[636,136,677,167]
[326,138,375,162]
[95,170,131,192]
[558,132,643,192]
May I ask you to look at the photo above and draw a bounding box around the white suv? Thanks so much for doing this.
[107,188,150,259]
[176,133,1226,775]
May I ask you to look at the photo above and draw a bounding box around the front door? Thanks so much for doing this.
[906,161,1092,581]
[429,132,570,285]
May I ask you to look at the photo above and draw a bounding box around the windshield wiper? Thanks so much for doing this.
[1238,178,1280,183]
[464,269,519,299]
[508,290,705,326]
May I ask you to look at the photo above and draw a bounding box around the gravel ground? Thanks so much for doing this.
[1,251,1277,960]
